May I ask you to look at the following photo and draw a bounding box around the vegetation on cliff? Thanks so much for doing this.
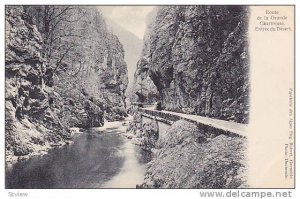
[5,6,128,163]
[5,6,70,161]
[26,6,128,124]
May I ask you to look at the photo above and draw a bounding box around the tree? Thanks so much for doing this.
[25,6,85,71]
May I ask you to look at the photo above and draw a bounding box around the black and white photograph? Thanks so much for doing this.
[2,2,295,194]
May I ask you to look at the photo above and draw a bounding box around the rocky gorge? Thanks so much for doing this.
[6,5,250,189]
[129,5,249,188]
[5,6,128,164]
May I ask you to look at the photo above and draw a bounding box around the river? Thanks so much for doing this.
[5,118,151,189]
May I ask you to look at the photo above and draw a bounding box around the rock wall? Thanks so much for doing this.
[134,6,249,123]
[26,6,128,124]
[5,6,70,162]
[5,6,129,163]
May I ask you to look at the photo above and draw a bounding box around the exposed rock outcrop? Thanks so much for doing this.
[5,6,70,162]
[138,120,247,188]
[133,6,249,123]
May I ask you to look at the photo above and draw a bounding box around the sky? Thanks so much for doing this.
[98,6,155,39]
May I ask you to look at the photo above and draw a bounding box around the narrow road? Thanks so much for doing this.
[142,106,247,137]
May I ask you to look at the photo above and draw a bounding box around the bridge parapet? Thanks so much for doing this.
[139,108,180,124]
[131,102,155,108]
[139,107,247,138]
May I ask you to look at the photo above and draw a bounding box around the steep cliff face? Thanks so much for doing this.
[5,6,129,163]
[134,6,249,123]
[5,6,70,161]
[131,9,159,104]
[106,20,143,99]
[27,6,128,124]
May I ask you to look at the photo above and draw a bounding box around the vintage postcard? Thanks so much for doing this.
[4,4,295,191]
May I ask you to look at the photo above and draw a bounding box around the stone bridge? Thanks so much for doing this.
[138,106,247,139]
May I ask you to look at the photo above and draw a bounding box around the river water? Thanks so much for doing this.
[6,119,151,189]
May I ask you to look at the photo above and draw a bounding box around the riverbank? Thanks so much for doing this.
[6,116,151,188]
[123,110,158,152]
[5,119,126,168]
[125,110,248,188]
[6,135,74,169]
